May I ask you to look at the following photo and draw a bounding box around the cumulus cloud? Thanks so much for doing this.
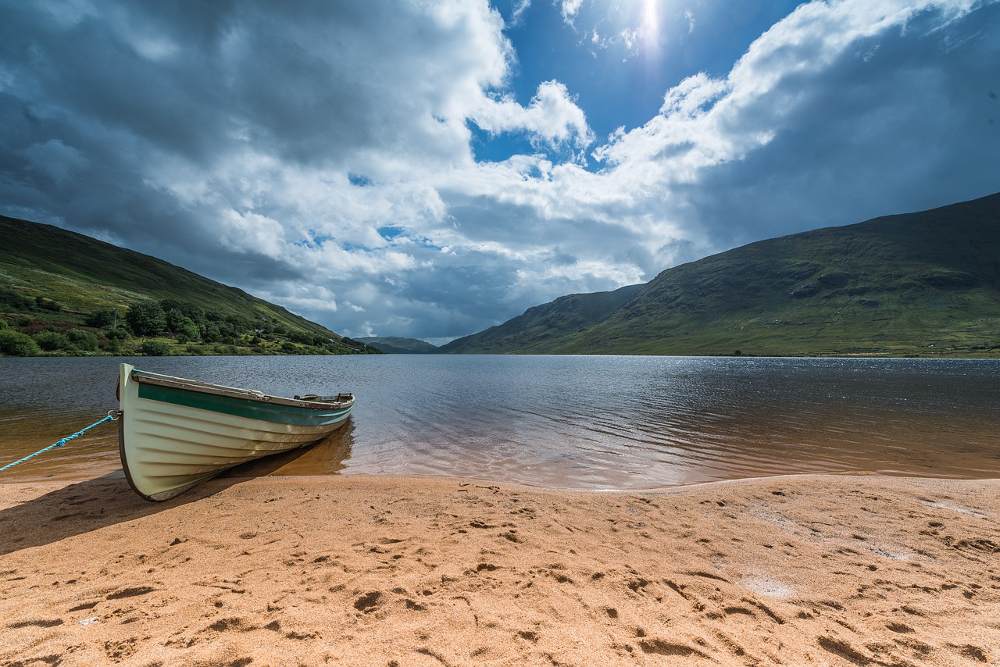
[471,80,594,152]
[1,0,997,342]
[588,0,998,245]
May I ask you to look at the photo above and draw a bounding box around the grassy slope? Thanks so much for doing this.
[0,215,338,338]
[356,337,439,354]
[0,215,383,355]
[446,193,1000,356]
[439,284,643,354]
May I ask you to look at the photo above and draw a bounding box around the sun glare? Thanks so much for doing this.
[642,0,660,35]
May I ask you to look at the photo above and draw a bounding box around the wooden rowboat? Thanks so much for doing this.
[117,363,353,501]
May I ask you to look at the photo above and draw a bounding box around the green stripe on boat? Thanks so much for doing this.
[137,382,351,427]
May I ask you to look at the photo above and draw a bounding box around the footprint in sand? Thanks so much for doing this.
[638,639,709,658]
[106,586,155,600]
[353,591,382,612]
[9,619,64,628]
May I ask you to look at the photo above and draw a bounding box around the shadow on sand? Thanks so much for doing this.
[0,421,354,557]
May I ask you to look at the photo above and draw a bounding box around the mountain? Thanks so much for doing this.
[439,284,642,354]
[356,337,439,354]
[0,215,380,356]
[442,193,1000,356]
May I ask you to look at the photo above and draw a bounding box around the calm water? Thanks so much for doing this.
[0,355,998,490]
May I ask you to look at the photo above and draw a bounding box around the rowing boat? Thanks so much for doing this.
[117,363,353,501]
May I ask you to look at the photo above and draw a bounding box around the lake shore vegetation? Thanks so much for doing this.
[0,292,379,357]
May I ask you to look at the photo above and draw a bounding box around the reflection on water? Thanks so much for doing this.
[224,420,355,479]
[0,355,998,489]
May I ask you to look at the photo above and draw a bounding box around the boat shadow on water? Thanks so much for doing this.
[0,421,354,558]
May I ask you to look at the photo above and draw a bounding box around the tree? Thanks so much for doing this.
[126,302,166,336]
[85,310,117,328]
[201,322,222,343]
[163,308,187,332]
[159,299,205,324]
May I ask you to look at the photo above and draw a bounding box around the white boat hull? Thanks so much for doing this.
[118,363,353,501]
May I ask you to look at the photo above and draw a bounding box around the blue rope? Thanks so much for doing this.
[0,414,116,473]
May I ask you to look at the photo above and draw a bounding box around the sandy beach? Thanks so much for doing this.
[1,472,997,666]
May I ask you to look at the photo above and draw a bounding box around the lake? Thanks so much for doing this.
[1,355,998,489]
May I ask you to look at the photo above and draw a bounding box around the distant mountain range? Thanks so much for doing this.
[439,284,642,354]
[356,336,439,354]
[440,193,1000,356]
[0,215,378,356]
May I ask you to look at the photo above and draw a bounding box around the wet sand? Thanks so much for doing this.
[1,473,998,665]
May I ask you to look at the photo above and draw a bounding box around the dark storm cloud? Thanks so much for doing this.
[0,0,512,336]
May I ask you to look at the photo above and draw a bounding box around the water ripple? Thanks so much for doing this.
[1,355,999,488]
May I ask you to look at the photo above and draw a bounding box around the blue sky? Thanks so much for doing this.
[481,0,804,163]
[1,0,998,343]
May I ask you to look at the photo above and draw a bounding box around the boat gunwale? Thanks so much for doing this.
[130,370,354,410]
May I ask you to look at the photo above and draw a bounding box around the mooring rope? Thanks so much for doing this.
[0,412,118,473]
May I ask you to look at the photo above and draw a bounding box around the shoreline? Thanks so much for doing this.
[4,351,1000,359]
[3,466,997,493]
[2,472,998,665]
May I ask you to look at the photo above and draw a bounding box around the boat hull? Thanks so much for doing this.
[118,363,352,501]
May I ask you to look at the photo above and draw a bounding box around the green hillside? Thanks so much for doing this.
[0,215,380,357]
[356,337,439,354]
[443,193,1000,357]
[440,284,642,354]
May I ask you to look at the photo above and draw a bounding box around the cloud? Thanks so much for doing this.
[19,139,89,184]
[560,0,584,26]
[470,80,594,152]
[510,0,531,25]
[1,0,997,343]
[586,0,998,246]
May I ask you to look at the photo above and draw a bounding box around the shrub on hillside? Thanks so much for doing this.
[106,326,132,340]
[66,329,99,351]
[34,296,62,312]
[141,340,170,356]
[33,331,72,351]
[0,330,41,356]
[0,288,36,312]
